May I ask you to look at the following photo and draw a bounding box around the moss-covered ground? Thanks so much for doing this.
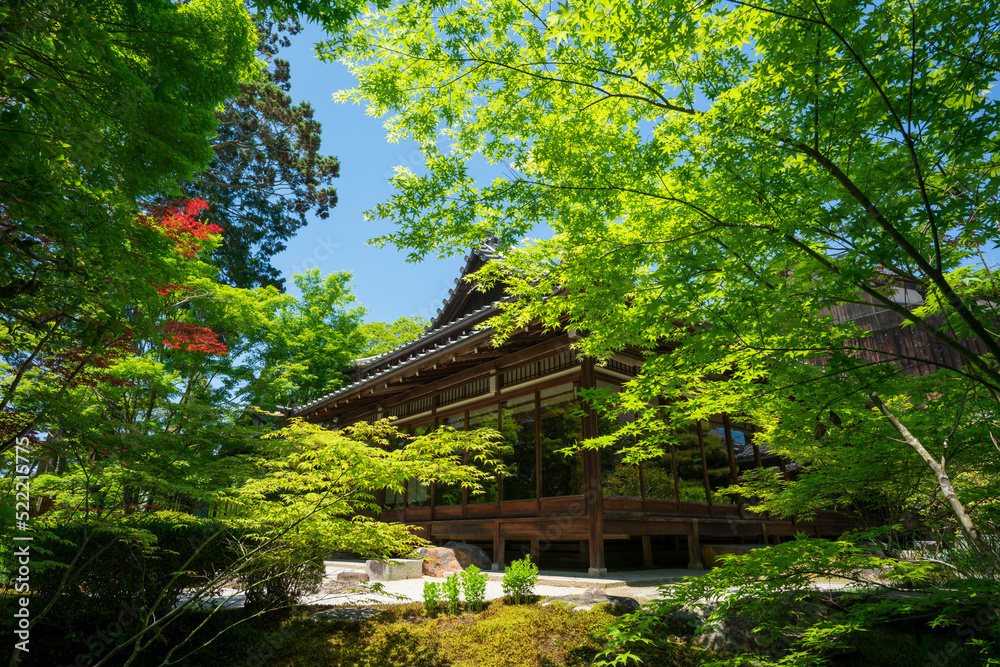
[154,599,716,667]
[11,594,995,666]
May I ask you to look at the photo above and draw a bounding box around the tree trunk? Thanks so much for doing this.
[870,393,999,573]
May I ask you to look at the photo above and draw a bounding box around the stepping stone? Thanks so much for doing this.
[336,571,370,584]
[365,558,422,581]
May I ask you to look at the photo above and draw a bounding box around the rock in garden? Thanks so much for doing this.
[417,547,463,577]
[365,558,423,581]
[442,541,492,570]
[541,590,640,613]
[336,571,369,584]
[417,541,492,576]
[683,598,837,658]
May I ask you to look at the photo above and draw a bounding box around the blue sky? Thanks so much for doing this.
[271,21,470,325]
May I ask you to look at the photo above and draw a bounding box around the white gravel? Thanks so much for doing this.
[188,569,606,610]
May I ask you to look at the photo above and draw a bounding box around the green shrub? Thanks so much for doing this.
[21,514,240,634]
[239,554,324,611]
[939,535,1000,582]
[422,581,441,616]
[443,572,461,614]
[502,555,538,604]
[460,564,488,612]
[594,535,1000,667]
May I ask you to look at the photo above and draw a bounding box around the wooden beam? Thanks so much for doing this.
[581,358,606,577]
[534,389,542,512]
[688,520,702,569]
[492,520,503,571]
[381,333,571,412]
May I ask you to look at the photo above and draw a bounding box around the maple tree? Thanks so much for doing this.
[142,199,223,260]
[0,0,259,456]
[160,322,229,356]
[324,0,1000,569]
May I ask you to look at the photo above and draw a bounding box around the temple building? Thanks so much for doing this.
[288,243,856,575]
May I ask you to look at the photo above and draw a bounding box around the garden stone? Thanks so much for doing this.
[680,598,843,658]
[541,588,640,613]
[417,541,492,576]
[365,558,422,581]
[417,547,463,577]
[443,541,492,570]
[336,571,369,584]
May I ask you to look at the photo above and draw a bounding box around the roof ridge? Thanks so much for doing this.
[294,301,505,415]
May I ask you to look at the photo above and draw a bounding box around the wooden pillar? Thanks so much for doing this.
[778,457,789,480]
[761,522,769,545]
[530,538,541,565]
[642,536,653,568]
[688,520,702,569]
[461,452,468,519]
[582,358,606,577]
[696,421,713,506]
[585,453,607,577]
[462,410,469,518]
[428,416,439,520]
[658,398,681,505]
[492,520,504,571]
[430,481,436,521]
[496,403,504,505]
[534,389,542,512]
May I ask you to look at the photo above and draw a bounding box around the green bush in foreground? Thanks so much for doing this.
[502,555,538,604]
[444,572,461,615]
[422,581,442,617]
[461,565,489,612]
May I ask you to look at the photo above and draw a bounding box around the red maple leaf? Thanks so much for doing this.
[155,283,194,296]
[141,199,222,258]
[161,321,228,355]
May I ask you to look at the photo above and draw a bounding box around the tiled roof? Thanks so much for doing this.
[427,238,504,331]
[290,240,507,418]
[290,302,501,417]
